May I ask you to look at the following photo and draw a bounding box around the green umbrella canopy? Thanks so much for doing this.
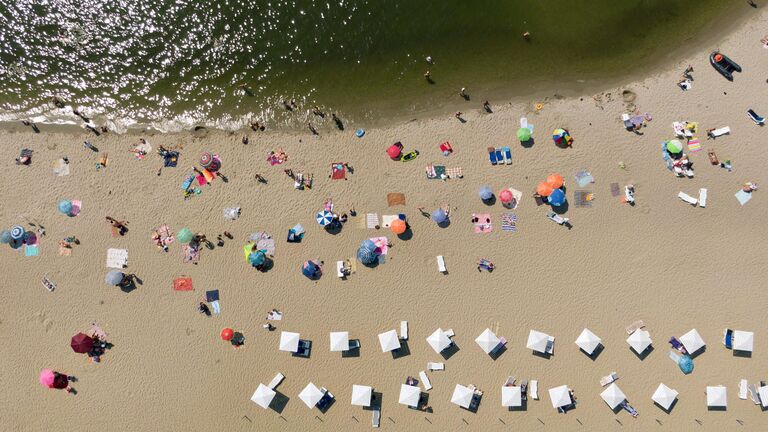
[666,139,683,153]
[177,227,193,243]
[517,127,532,142]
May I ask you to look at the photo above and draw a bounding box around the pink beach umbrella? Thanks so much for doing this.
[499,189,513,204]
[39,369,56,388]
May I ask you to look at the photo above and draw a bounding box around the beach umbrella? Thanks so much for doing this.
[390,219,406,235]
[517,127,532,142]
[329,331,350,352]
[680,329,705,355]
[248,250,266,267]
[200,152,213,168]
[302,260,321,279]
[499,189,513,204]
[666,139,683,154]
[10,225,25,240]
[251,384,276,409]
[758,386,768,408]
[475,328,501,355]
[70,333,94,354]
[58,200,73,215]
[652,383,678,410]
[279,331,300,352]
[548,385,572,409]
[536,182,554,197]
[627,329,652,354]
[315,210,333,227]
[23,231,36,244]
[351,384,373,407]
[176,227,193,243]
[451,384,474,408]
[478,185,494,201]
[357,247,377,265]
[361,239,377,252]
[386,144,402,160]
[220,328,234,341]
[105,270,124,286]
[678,355,694,374]
[399,384,421,407]
[426,328,451,354]
[575,328,602,355]
[600,383,627,409]
[378,330,401,352]
[733,330,754,352]
[502,385,522,407]
[552,128,567,143]
[548,188,566,206]
[299,383,325,409]
[706,386,727,407]
[546,173,564,189]
[431,208,447,224]
[0,230,11,244]
[39,369,56,388]
[526,330,550,354]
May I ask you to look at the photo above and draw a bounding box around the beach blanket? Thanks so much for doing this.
[425,165,446,180]
[173,277,193,291]
[250,232,276,256]
[331,163,346,180]
[500,213,517,232]
[211,300,221,314]
[574,190,594,208]
[387,193,405,207]
[735,190,752,206]
[196,174,208,186]
[610,183,620,197]
[370,237,389,255]
[267,310,283,320]
[382,215,398,228]
[206,290,220,302]
[445,167,463,179]
[183,245,200,264]
[366,213,379,229]
[70,200,82,216]
[505,188,523,209]
[163,151,178,167]
[473,214,492,233]
[53,159,70,176]
[574,170,594,187]
[106,248,128,269]
[25,245,39,257]
[59,244,72,256]
[687,139,702,152]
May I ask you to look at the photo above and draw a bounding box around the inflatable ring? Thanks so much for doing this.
[535,103,544,111]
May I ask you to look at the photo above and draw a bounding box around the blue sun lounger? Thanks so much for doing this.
[488,148,498,165]
[723,329,733,349]
[502,147,512,164]
[747,109,765,125]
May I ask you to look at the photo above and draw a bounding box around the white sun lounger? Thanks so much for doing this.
[106,248,128,269]
[504,376,516,386]
[445,329,455,338]
[710,126,730,137]
[336,261,345,278]
[400,321,408,340]
[626,320,645,334]
[419,371,432,391]
[546,336,555,354]
[428,362,444,371]
[698,188,707,207]
[268,373,285,389]
[749,384,760,404]
[437,255,446,273]
[546,211,569,225]
[739,379,748,400]
[600,372,619,386]
[372,409,381,428]
[529,380,539,400]
[678,192,698,206]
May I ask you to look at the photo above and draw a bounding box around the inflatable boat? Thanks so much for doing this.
[710,51,741,81]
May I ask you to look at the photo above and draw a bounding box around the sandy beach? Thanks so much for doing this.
[3,7,768,432]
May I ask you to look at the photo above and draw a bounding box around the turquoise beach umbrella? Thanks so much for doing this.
[678,355,694,374]
[177,227,193,243]
[249,250,266,267]
[58,200,73,215]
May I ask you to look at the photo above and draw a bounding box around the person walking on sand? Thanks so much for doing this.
[424,70,431,80]
[308,122,318,135]
[483,100,491,113]
[522,31,531,40]
[458,88,467,99]
[40,369,76,394]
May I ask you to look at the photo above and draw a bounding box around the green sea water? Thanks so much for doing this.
[0,0,745,132]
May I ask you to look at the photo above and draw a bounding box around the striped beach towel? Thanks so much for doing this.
[574,190,594,208]
[501,213,517,232]
[687,138,702,152]
[366,213,379,229]
[445,167,463,178]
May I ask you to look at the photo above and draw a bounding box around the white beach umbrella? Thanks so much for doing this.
[706,386,727,407]
[279,331,300,352]
[733,330,754,352]
[378,330,401,352]
[351,384,373,407]
[526,330,549,353]
[299,382,325,409]
[758,386,768,408]
[451,384,474,408]
[652,383,678,410]
[680,329,706,354]
[399,384,421,407]
[627,329,652,354]
[475,328,501,354]
[575,328,601,355]
[426,328,451,354]
[501,386,522,407]
[330,331,350,352]
[548,385,572,409]
[600,383,627,409]
[250,384,276,409]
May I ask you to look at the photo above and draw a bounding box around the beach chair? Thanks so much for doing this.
[529,380,538,400]
[504,376,516,386]
[708,126,730,138]
[436,255,446,273]
[600,372,619,387]
[678,192,698,206]
[747,109,765,125]
[723,329,734,349]
[669,337,687,353]
[348,339,361,350]
[502,147,512,165]
[42,275,56,292]
[699,188,707,208]
[546,211,569,226]
[427,362,444,371]
[336,261,345,278]
[400,321,408,340]
[739,379,748,400]
[445,329,455,338]
[546,336,555,354]
[372,409,381,428]
[268,373,285,390]
[488,147,498,165]
[520,380,528,400]
[495,148,504,165]
[419,371,432,391]
[622,401,639,417]
[626,320,645,334]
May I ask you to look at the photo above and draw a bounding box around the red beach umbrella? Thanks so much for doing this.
[386,143,403,160]
[537,182,554,197]
[221,328,234,341]
[200,152,213,168]
[546,173,564,189]
[70,333,94,354]
[499,189,513,204]
[39,369,56,388]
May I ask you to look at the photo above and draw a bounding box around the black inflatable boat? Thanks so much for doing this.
[710,51,742,81]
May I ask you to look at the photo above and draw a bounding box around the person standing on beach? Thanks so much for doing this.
[308,122,318,135]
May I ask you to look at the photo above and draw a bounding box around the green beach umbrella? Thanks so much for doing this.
[666,139,683,154]
[177,227,193,243]
[516,127,532,142]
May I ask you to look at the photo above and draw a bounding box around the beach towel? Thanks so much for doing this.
[70,200,82,216]
[425,165,446,180]
[687,138,702,152]
[106,248,128,269]
[735,190,752,206]
[488,147,498,165]
[382,215,398,228]
[574,171,594,187]
[500,213,517,232]
[473,213,492,233]
[574,190,594,207]
[173,277,193,291]
[610,183,620,197]
[506,188,522,209]
[163,151,178,167]
[53,159,70,176]
[366,213,379,229]
[434,165,447,179]
[182,175,194,190]
[25,245,39,257]
[205,289,220,302]
[370,237,389,255]
[331,163,346,180]
[210,300,221,314]
[59,244,72,256]
[202,169,215,183]
[267,310,283,320]
[445,167,463,179]
[183,245,200,264]
[196,174,208,186]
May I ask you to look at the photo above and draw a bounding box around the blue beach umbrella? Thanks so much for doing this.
[302,260,321,279]
[361,239,377,253]
[431,208,447,224]
[0,230,12,244]
[357,247,377,265]
[678,355,694,374]
[58,200,73,215]
[478,186,493,201]
[249,250,266,267]
[548,188,566,206]
[105,270,125,286]
[10,225,25,240]
[316,210,333,227]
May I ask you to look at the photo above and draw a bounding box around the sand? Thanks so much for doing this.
[2,8,768,432]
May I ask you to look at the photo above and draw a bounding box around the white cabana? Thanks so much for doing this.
[378,330,401,352]
[680,329,706,354]
[575,328,601,355]
[399,384,421,407]
[651,383,678,410]
[451,384,474,409]
[250,384,276,409]
[733,330,754,352]
[548,385,572,409]
[758,386,768,408]
[600,383,626,409]
[299,382,325,409]
[351,384,373,407]
[279,331,300,352]
[706,386,727,407]
[426,328,452,354]
[330,331,350,352]
[526,330,550,353]
[502,386,522,407]
[627,329,652,354]
[475,328,501,354]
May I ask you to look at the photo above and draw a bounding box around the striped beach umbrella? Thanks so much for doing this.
[199,152,213,168]
[10,225,25,240]
[315,210,333,226]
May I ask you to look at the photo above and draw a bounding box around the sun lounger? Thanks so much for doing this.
[698,188,707,207]
[268,373,285,389]
[669,337,686,353]
[437,255,447,273]
[336,261,345,278]
[504,376,516,386]
[495,148,504,165]
[428,362,444,371]
[502,147,512,164]
[546,211,569,225]
[626,320,645,334]
[372,409,381,428]
[520,380,528,400]
[667,350,681,363]
[678,192,698,206]
[419,371,432,391]
[446,329,455,338]
[106,248,128,269]
[749,384,760,404]
[600,372,619,386]
[488,147,498,165]
[546,336,555,354]
[747,109,765,125]
[400,321,408,340]
[723,329,733,349]
[708,126,730,138]
[529,380,538,400]
[739,379,748,400]
[622,401,639,417]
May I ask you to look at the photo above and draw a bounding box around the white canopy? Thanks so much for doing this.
[399,384,421,407]
[426,328,452,354]
[250,384,276,409]
[627,329,652,354]
[651,383,678,410]
[475,328,501,354]
[279,331,300,352]
[451,384,473,408]
[378,330,401,352]
[502,386,522,407]
[575,328,601,355]
[330,331,350,352]
[680,329,706,354]
[600,383,627,409]
[706,386,727,407]
[758,386,768,408]
[733,330,754,352]
[351,384,373,407]
[527,330,550,353]
[548,385,572,409]
[299,382,325,409]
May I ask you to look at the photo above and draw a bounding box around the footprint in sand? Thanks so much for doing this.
[32,311,54,332]
[185,327,194,336]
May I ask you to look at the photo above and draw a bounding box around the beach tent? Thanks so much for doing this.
[279,331,300,352]
[758,386,768,408]
[627,329,652,354]
[706,386,727,408]
[330,331,350,352]
[351,384,373,407]
[575,328,601,355]
[475,328,501,354]
[299,382,325,409]
[652,383,678,411]
[399,384,421,407]
[600,383,627,409]
[426,328,452,354]
[378,330,401,352]
[548,385,572,409]
[680,329,706,355]
[451,384,474,409]
[526,330,550,353]
[502,386,522,407]
[733,330,754,352]
[251,384,276,409]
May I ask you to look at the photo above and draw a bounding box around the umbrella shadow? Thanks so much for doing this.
[509,399,528,412]
[733,350,752,358]
[324,223,343,235]
[440,343,460,360]
[521,138,535,148]
[551,201,569,214]
[532,350,552,360]
[482,196,496,206]
[489,346,507,361]
[255,257,275,273]
[365,391,384,411]
[631,345,654,361]
[436,219,451,229]
[583,344,604,361]
[270,391,290,414]
[707,406,727,412]
[688,347,706,359]
[397,228,413,241]
[392,341,411,359]
[654,398,678,414]
[318,397,336,414]
[342,341,361,358]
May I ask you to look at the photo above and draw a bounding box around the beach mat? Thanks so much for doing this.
[473,213,492,233]
[331,163,346,180]
[425,165,446,180]
[387,193,406,207]
[173,277,193,291]
[206,290,220,302]
[500,213,517,232]
[53,159,70,176]
[366,213,379,229]
[610,183,620,197]
[687,138,702,152]
[574,190,593,208]
[574,170,594,187]
[445,167,463,179]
